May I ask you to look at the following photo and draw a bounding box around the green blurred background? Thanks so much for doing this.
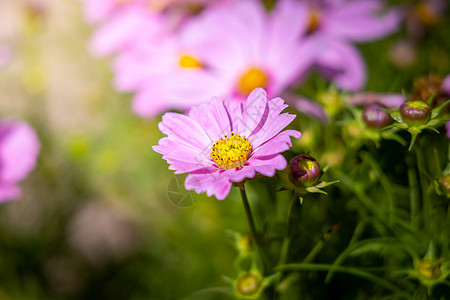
[0,0,449,299]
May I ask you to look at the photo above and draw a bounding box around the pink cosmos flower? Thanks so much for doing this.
[83,0,234,57]
[0,119,40,203]
[300,0,402,91]
[120,0,318,117]
[88,5,165,57]
[153,88,301,200]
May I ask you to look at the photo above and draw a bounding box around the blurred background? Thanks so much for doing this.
[0,0,449,299]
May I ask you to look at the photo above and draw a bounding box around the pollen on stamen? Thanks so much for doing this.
[210,132,252,170]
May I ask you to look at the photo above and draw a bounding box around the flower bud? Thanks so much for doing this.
[362,103,392,129]
[236,273,260,296]
[418,259,441,280]
[289,154,321,187]
[400,100,430,127]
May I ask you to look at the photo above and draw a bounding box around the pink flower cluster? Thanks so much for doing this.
[0,119,40,203]
[80,0,402,118]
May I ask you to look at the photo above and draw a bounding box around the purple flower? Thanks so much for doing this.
[300,0,402,91]
[88,5,165,57]
[0,120,40,203]
[302,0,402,42]
[153,88,301,200]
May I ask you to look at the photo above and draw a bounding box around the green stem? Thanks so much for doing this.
[239,185,266,275]
[303,224,340,264]
[362,152,395,220]
[276,263,409,297]
[415,138,430,235]
[278,191,298,266]
[407,155,420,229]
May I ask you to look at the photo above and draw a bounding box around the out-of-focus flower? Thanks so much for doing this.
[389,39,417,68]
[301,0,401,42]
[299,0,402,91]
[0,119,40,203]
[404,0,447,40]
[80,0,150,24]
[88,5,165,57]
[84,0,234,57]
[68,200,140,265]
[119,0,318,117]
[153,88,301,200]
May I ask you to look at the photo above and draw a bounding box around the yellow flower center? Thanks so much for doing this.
[179,54,203,68]
[210,132,252,170]
[307,8,321,33]
[237,67,268,96]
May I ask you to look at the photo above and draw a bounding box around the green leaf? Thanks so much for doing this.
[431,99,450,118]
[306,186,328,194]
[390,111,403,123]
[408,131,420,151]
[426,92,436,106]
[315,180,340,188]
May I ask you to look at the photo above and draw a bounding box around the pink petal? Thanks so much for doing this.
[248,154,287,177]
[0,121,40,183]
[159,113,212,150]
[251,130,301,157]
[249,113,297,149]
[189,98,232,142]
[324,9,401,42]
[185,169,233,200]
[316,39,366,91]
[241,88,269,137]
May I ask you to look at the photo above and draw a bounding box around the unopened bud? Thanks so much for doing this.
[289,154,321,187]
[418,259,441,280]
[400,100,430,127]
[362,103,392,129]
[236,273,260,296]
